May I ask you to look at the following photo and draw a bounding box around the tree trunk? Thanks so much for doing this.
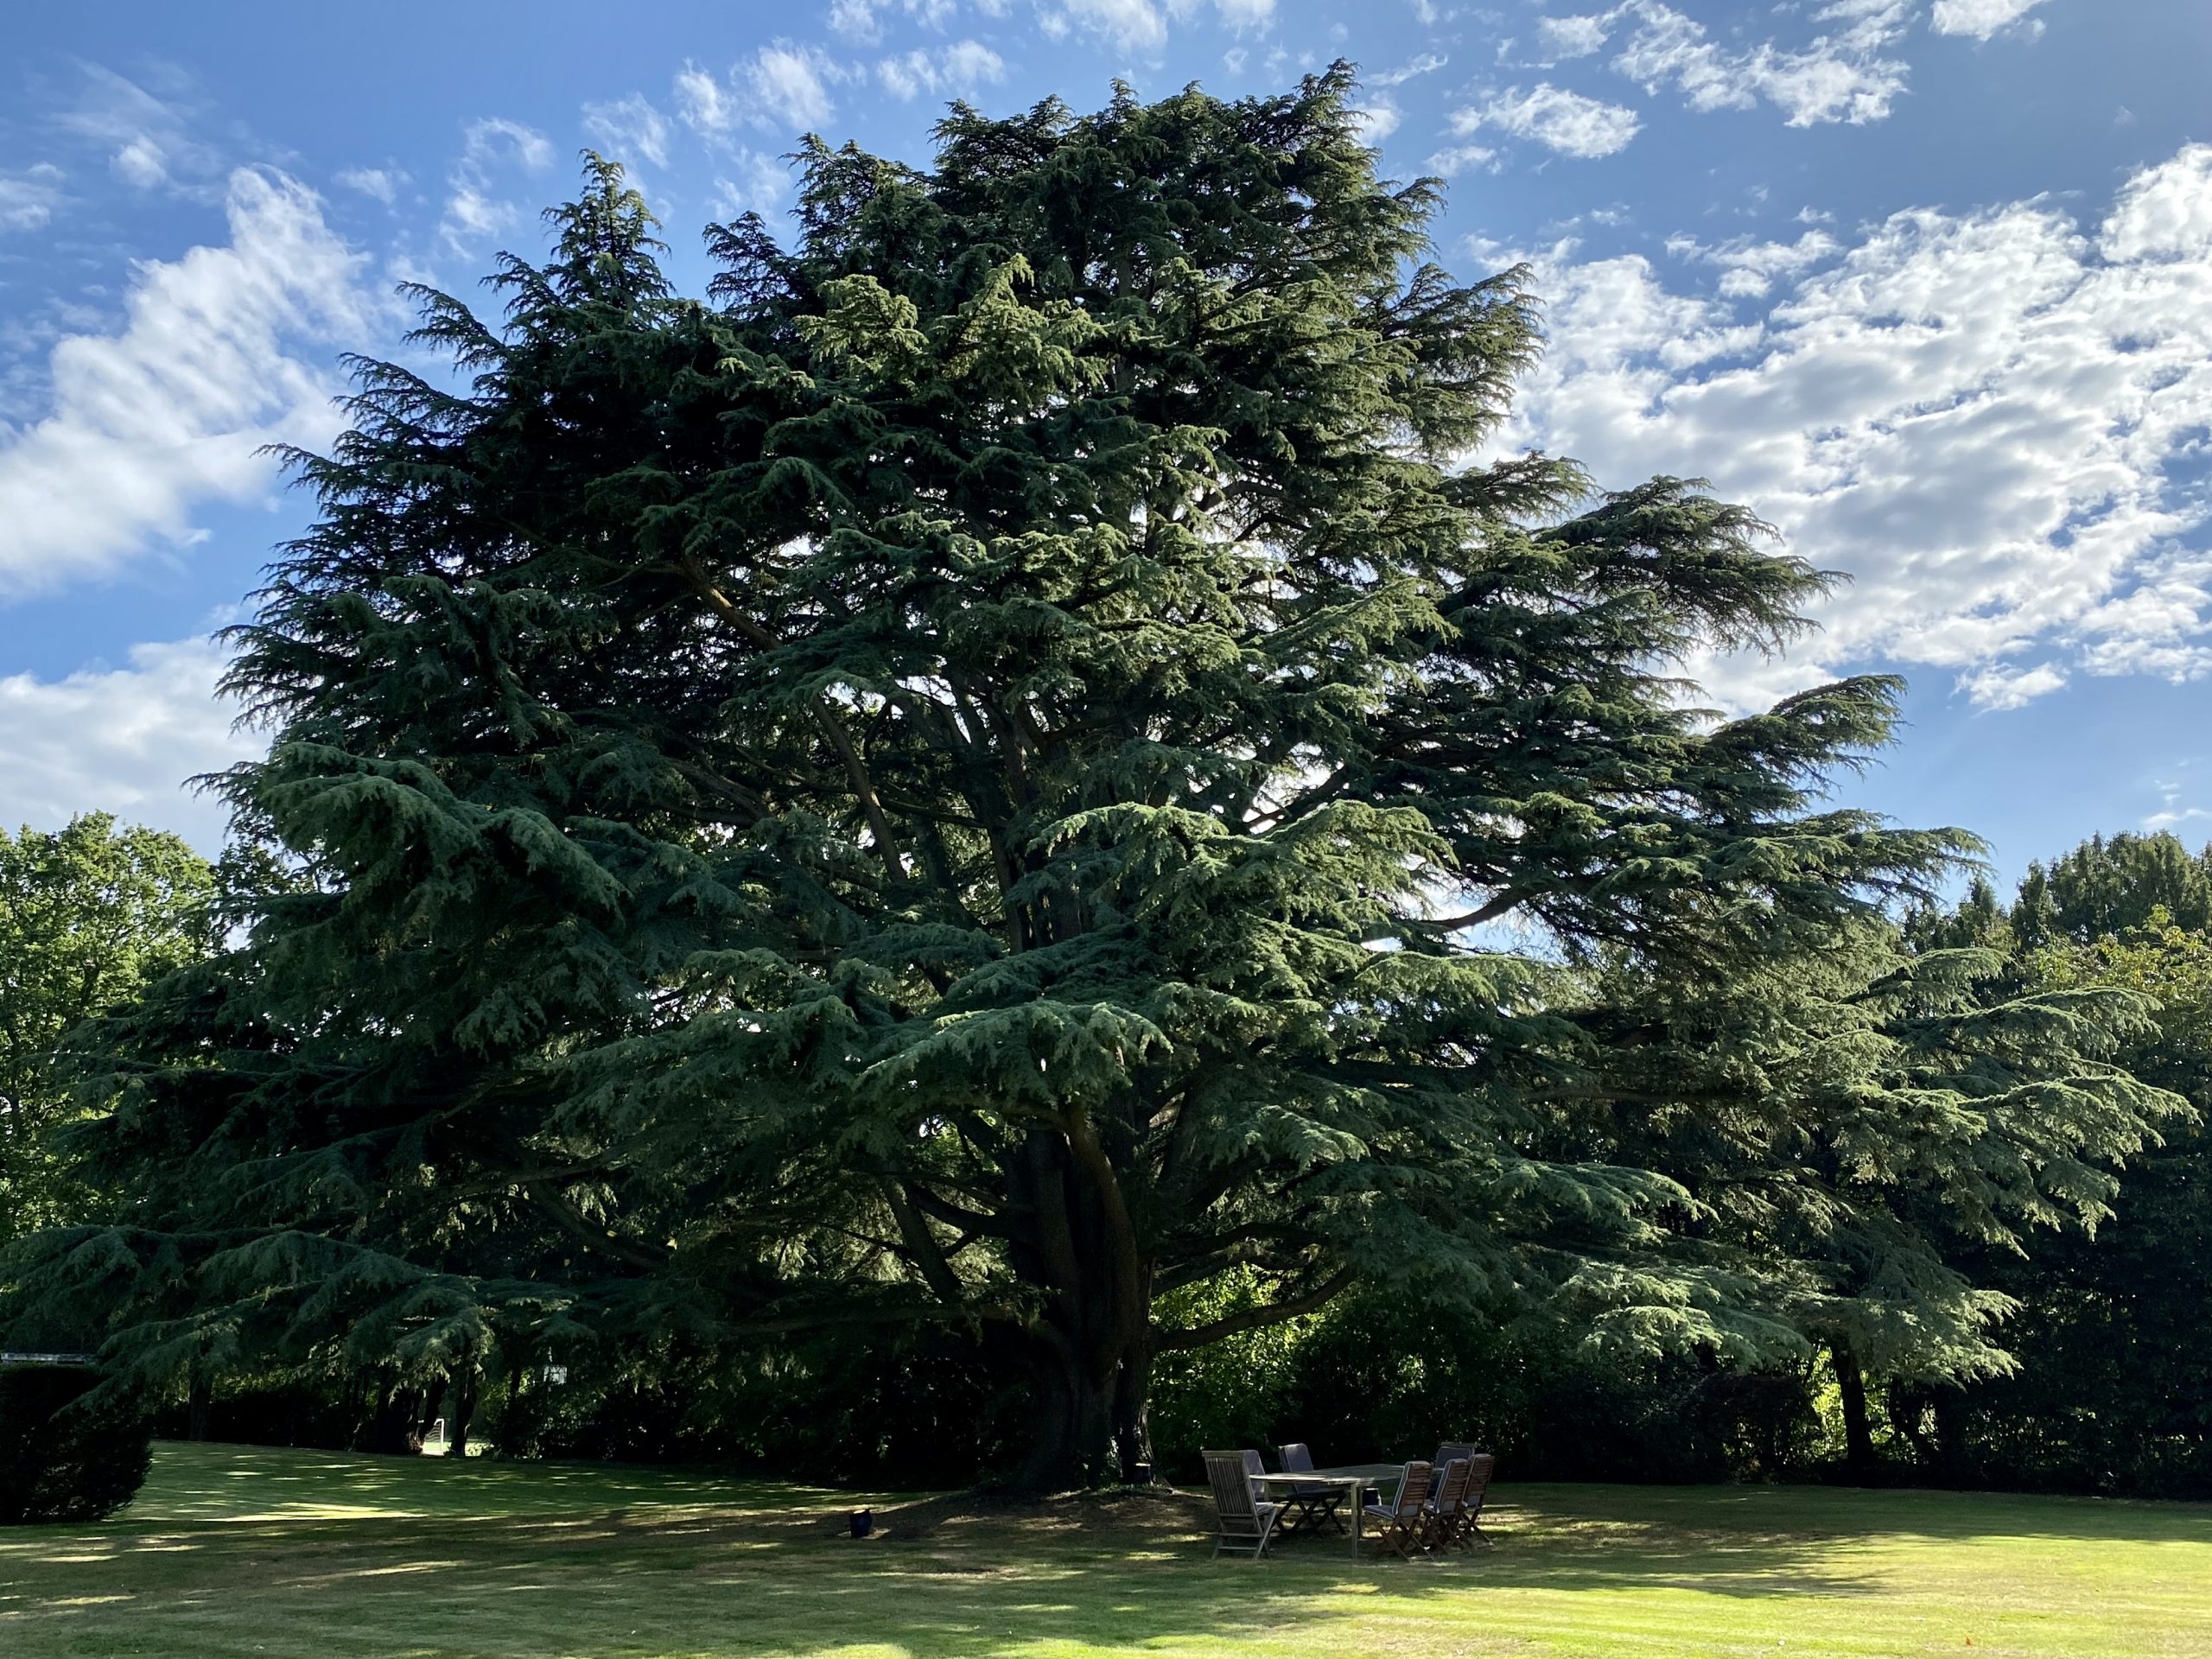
[358,1376,423,1455]
[1000,1120,1158,1491]
[1833,1339,1876,1479]
[187,1366,213,1443]
[1113,1338,1154,1480]
[496,1352,531,1459]
[444,1357,480,1464]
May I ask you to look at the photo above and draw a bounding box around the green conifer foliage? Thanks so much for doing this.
[12,75,2091,1485]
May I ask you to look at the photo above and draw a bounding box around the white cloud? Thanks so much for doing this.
[1536,14,1611,60]
[0,168,371,601]
[0,164,66,232]
[677,44,847,138]
[1452,84,1641,159]
[1352,98,1402,143]
[0,636,258,853]
[1211,0,1276,27]
[1039,0,1170,53]
[1489,144,2212,709]
[1666,228,1842,296]
[830,0,959,41]
[1427,143,1500,176]
[439,117,556,251]
[1960,661,2068,710]
[1033,0,1265,52]
[877,41,1008,99]
[1929,0,2050,39]
[1608,0,1911,126]
[56,68,219,197]
[334,166,404,204]
[709,151,798,220]
[583,94,672,169]
[2101,143,2212,261]
[1372,50,1448,86]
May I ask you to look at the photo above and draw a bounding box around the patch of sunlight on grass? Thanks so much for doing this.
[2,1442,2209,1658]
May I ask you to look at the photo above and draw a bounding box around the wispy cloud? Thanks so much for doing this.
[439,116,555,251]
[583,94,673,168]
[0,165,67,232]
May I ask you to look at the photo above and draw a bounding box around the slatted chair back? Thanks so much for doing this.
[1433,1455,1475,1516]
[1203,1449,1283,1560]
[1429,1441,1477,1495]
[1464,1452,1496,1512]
[1386,1459,1433,1522]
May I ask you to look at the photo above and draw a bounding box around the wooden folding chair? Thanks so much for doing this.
[1456,1452,1497,1549]
[1429,1441,1477,1497]
[1203,1449,1282,1560]
[1276,1441,1346,1535]
[1425,1456,1475,1549]
[1360,1460,1432,1561]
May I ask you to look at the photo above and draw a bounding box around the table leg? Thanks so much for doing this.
[1348,1480,1360,1559]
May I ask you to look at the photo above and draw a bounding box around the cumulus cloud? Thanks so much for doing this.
[677,43,848,137]
[1929,0,2050,39]
[0,168,370,601]
[1536,14,1611,60]
[583,94,673,168]
[1538,0,1925,128]
[877,41,1007,99]
[0,636,259,853]
[1665,228,1842,296]
[1451,84,1641,159]
[1489,144,2212,710]
[1611,0,1911,126]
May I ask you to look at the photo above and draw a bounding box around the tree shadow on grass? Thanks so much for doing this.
[8,1448,2202,1659]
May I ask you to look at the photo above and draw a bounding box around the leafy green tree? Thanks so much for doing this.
[14,75,2087,1486]
[0,816,214,1246]
[2013,832,2212,948]
[1580,916,2178,1476]
[1932,902,2212,1493]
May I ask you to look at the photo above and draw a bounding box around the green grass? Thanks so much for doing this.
[3,1441,2210,1657]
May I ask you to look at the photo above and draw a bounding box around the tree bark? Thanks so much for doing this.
[187,1365,213,1443]
[496,1352,531,1459]
[443,1356,480,1465]
[1003,1125,1154,1491]
[1833,1338,1876,1479]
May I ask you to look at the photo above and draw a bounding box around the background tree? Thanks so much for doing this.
[1581,916,2177,1478]
[0,816,214,1246]
[1898,835,2212,1494]
[16,73,2157,1489]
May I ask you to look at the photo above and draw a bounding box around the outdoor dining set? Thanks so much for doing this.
[1202,1442,1496,1561]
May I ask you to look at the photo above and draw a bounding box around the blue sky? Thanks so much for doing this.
[1,0,2207,892]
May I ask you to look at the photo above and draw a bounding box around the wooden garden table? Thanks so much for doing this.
[1249,1463,1407,1559]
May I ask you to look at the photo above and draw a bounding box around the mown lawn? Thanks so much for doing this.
[3,1440,2210,1657]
